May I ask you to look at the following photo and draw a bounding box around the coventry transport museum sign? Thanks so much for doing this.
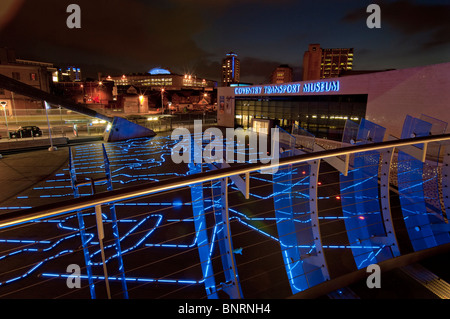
[234,80,340,96]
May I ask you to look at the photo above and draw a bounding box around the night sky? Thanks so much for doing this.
[0,0,449,84]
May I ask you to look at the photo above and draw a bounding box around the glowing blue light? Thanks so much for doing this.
[148,67,171,75]
[41,273,199,285]
[233,81,339,96]
[173,199,183,207]
[0,130,403,297]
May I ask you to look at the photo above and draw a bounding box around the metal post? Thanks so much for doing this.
[59,106,64,136]
[76,211,96,298]
[2,105,9,140]
[95,205,112,299]
[189,163,219,299]
[11,91,18,125]
[217,177,243,299]
[307,159,330,280]
[161,88,164,114]
[44,101,57,151]
[379,148,401,256]
[69,148,96,299]
[102,144,129,299]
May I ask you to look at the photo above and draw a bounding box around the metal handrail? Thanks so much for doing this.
[0,133,449,230]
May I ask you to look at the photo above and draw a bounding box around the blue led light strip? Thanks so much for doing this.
[41,273,200,285]
[0,250,73,287]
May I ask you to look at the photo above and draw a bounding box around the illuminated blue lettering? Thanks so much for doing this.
[233,82,338,95]
[234,86,262,95]
[262,84,300,95]
[332,81,339,91]
[302,81,340,93]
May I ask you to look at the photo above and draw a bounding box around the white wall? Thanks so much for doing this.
[354,63,450,138]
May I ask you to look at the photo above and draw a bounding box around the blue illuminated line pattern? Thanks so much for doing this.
[16,204,319,292]
[41,273,200,285]
[397,115,450,252]
[37,203,366,290]
[0,239,51,244]
[1,126,447,299]
[0,133,371,295]
[337,119,398,269]
[0,136,222,289]
[0,250,73,286]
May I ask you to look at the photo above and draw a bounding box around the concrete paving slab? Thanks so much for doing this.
[0,148,69,205]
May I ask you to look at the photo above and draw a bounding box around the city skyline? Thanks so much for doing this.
[0,0,449,84]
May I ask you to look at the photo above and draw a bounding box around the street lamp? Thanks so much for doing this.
[161,88,165,114]
[59,106,64,136]
[44,101,57,152]
[98,81,103,104]
[0,101,9,139]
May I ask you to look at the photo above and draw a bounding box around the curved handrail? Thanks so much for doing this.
[0,133,449,229]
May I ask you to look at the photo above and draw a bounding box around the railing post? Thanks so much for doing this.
[216,176,243,299]
[188,163,219,299]
[102,144,129,299]
[76,210,96,299]
[307,159,330,280]
[379,147,401,256]
[69,147,96,299]
[95,204,111,299]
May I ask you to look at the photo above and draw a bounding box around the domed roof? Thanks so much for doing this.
[148,67,171,75]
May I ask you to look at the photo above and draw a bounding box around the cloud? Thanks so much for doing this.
[0,0,292,83]
[0,0,24,31]
[342,0,450,50]
[240,56,284,84]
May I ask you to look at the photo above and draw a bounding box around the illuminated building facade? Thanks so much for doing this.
[270,64,293,84]
[102,68,216,91]
[96,68,217,113]
[58,66,82,82]
[53,81,113,106]
[218,62,450,141]
[221,52,240,86]
[321,48,353,78]
[303,44,353,81]
[0,48,55,114]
